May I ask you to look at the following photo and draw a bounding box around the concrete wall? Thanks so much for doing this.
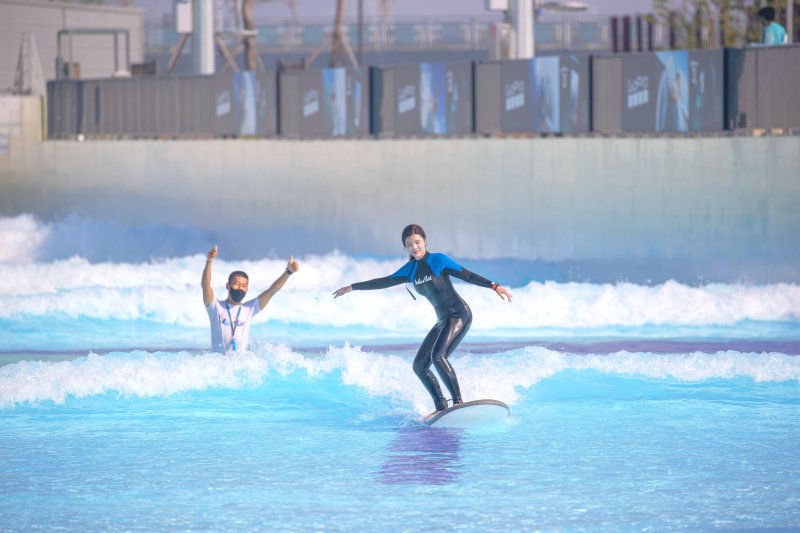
[1,96,799,283]
[0,0,144,90]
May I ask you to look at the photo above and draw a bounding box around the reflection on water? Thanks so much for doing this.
[378,426,463,485]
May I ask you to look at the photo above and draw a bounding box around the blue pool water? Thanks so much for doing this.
[1,214,799,531]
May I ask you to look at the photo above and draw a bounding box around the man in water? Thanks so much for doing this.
[202,245,299,353]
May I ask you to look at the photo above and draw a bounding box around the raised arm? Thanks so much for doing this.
[257,256,299,310]
[202,245,218,307]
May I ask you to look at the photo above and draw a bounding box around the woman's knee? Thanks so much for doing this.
[412,357,431,378]
[431,349,453,372]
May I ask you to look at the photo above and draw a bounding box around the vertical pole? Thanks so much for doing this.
[636,16,643,51]
[695,6,702,48]
[330,0,346,67]
[788,0,795,43]
[113,32,119,72]
[611,17,619,53]
[56,32,63,80]
[509,0,534,59]
[622,16,631,52]
[192,0,215,75]
[719,4,726,47]
[125,31,131,72]
[669,12,677,49]
[358,0,364,66]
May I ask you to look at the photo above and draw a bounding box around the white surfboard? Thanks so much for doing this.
[423,399,510,428]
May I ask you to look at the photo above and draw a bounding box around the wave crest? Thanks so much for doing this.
[2,345,798,410]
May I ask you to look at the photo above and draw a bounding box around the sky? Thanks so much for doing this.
[126,0,657,22]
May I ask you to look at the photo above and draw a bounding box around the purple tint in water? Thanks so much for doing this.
[308,340,800,359]
[536,339,800,355]
[378,426,463,485]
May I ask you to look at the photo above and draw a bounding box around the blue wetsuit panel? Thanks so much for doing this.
[352,252,494,315]
[425,253,462,277]
[390,260,417,281]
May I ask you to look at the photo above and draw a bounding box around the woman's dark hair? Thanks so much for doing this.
[402,224,426,260]
[758,7,775,21]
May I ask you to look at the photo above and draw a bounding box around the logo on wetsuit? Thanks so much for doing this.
[414,274,433,285]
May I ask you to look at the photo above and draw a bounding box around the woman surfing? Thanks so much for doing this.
[333,224,512,413]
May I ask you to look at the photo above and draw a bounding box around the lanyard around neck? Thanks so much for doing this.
[225,302,243,339]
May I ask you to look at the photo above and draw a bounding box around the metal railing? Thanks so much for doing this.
[144,17,613,55]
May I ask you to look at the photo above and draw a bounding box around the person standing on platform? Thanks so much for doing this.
[758,7,788,45]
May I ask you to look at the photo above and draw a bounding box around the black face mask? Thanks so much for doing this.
[229,289,246,303]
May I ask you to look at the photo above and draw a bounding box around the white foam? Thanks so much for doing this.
[460,280,800,329]
[0,350,269,408]
[566,350,800,383]
[2,344,798,411]
[1,257,798,332]
[1,214,798,332]
[0,214,50,263]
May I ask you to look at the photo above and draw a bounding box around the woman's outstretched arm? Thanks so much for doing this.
[447,266,513,302]
[333,275,406,298]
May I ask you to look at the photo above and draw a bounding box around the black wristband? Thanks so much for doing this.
[285,268,294,276]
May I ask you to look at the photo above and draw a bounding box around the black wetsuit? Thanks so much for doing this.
[352,252,496,411]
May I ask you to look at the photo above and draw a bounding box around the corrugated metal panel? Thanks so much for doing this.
[592,56,622,133]
[474,61,501,135]
[726,49,752,129]
[278,71,301,138]
[43,47,799,139]
[370,67,394,137]
[757,46,800,129]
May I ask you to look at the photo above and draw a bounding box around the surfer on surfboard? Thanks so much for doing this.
[333,224,512,412]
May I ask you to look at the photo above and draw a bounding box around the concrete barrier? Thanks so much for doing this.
[2,102,798,283]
